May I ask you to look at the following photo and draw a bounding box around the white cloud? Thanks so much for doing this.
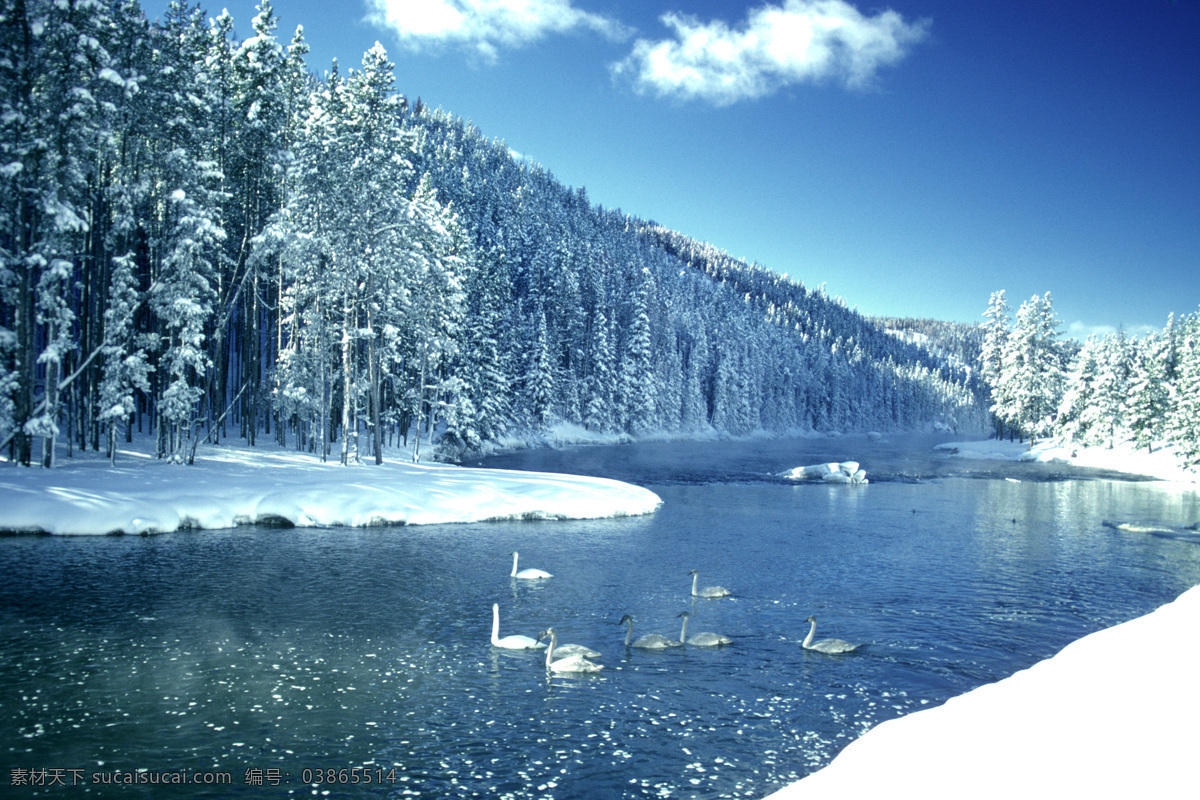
[366,0,630,62]
[611,0,930,105]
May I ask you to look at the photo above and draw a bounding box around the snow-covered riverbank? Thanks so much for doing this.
[765,436,1198,799]
[0,440,661,535]
[936,436,1198,484]
[765,581,1199,799]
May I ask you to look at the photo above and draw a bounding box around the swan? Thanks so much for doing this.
[539,628,603,673]
[677,611,732,647]
[510,551,552,580]
[619,614,682,649]
[490,603,546,650]
[801,615,859,654]
[549,637,601,659]
[689,569,731,598]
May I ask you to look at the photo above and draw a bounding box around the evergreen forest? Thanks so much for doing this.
[6,1,1191,472]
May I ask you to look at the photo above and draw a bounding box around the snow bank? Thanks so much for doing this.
[0,443,662,535]
[934,437,1198,484]
[764,583,1200,799]
[783,461,868,484]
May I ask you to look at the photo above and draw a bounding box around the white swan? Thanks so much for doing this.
[539,628,603,673]
[801,615,859,654]
[619,614,682,649]
[490,603,546,650]
[677,611,732,647]
[552,641,602,659]
[689,569,731,598]
[510,551,552,580]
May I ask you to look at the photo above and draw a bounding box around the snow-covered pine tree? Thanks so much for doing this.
[0,0,118,465]
[1124,331,1171,452]
[979,289,1010,438]
[454,246,512,446]
[151,3,227,463]
[680,323,710,431]
[620,266,656,434]
[1167,312,1200,467]
[98,251,153,464]
[525,306,556,430]
[404,174,467,463]
[1090,330,1130,448]
[994,293,1064,443]
[1054,335,1101,444]
[583,305,614,432]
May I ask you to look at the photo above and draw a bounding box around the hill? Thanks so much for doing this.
[0,2,988,467]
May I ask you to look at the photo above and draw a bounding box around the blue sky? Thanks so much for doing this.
[143,0,1199,338]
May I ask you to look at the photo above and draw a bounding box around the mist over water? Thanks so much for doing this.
[3,434,1198,798]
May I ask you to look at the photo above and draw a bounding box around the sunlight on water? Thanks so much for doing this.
[3,435,1199,798]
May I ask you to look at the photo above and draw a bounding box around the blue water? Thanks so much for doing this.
[2,434,1199,798]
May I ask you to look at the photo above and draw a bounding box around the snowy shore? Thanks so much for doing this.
[934,435,1198,484]
[0,440,661,535]
[765,436,1198,799]
[764,582,1199,799]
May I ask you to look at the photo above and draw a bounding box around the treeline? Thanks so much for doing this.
[0,0,989,469]
[979,291,1200,467]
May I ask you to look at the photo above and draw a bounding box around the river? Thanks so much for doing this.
[2,434,1199,798]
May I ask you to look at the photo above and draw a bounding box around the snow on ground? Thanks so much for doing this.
[764,582,1200,799]
[0,438,661,535]
[765,436,1198,800]
[935,436,1198,484]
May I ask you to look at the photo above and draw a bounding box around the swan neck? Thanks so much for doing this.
[691,572,698,595]
[491,605,500,645]
[802,619,815,649]
[510,552,519,577]
[623,618,632,647]
[679,614,689,641]
[544,631,557,666]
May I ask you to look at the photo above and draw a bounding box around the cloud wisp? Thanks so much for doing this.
[366,0,630,63]
[611,0,930,105]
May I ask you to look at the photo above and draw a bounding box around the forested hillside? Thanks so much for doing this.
[0,0,989,468]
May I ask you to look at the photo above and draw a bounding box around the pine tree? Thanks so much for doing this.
[1090,331,1130,448]
[1055,336,1101,444]
[1125,332,1171,452]
[457,247,513,444]
[979,289,1010,438]
[620,267,656,434]
[680,324,710,431]
[583,306,613,431]
[1167,313,1200,467]
[151,3,227,463]
[0,0,118,465]
[994,293,1064,443]
[526,307,555,430]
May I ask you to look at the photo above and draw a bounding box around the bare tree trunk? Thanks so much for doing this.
[340,302,353,466]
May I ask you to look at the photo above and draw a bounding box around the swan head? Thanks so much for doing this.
[806,615,817,623]
[618,614,634,625]
[688,569,699,576]
[537,627,555,642]
[677,611,690,619]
